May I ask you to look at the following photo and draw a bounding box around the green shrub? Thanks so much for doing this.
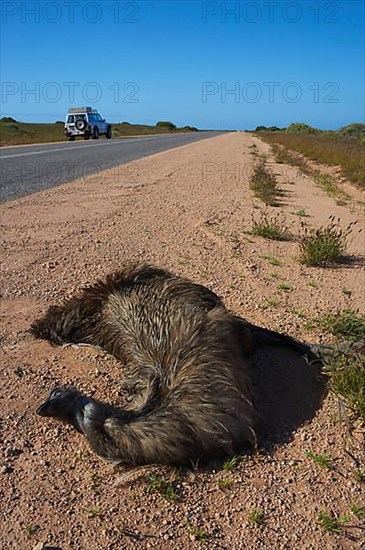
[338,123,365,140]
[180,125,198,131]
[1,116,17,123]
[156,121,176,130]
[286,122,320,134]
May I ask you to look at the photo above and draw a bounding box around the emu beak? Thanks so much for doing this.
[36,387,63,417]
[36,401,50,416]
[35,387,88,434]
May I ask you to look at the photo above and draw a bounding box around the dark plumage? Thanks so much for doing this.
[32,264,257,466]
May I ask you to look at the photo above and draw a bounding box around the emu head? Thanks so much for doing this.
[36,387,89,433]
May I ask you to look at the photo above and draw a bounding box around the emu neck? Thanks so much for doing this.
[80,397,136,432]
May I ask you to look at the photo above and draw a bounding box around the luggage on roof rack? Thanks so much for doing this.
[68,107,94,114]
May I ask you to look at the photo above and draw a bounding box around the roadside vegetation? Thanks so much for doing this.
[251,211,290,240]
[318,308,365,341]
[255,122,365,188]
[304,450,333,470]
[0,117,198,146]
[247,145,364,426]
[271,142,342,197]
[114,120,198,138]
[318,510,349,534]
[324,349,365,422]
[248,508,266,527]
[318,308,365,424]
[144,472,181,501]
[249,161,280,206]
[298,217,356,267]
[305,308,365,422]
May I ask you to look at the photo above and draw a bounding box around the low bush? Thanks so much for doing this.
[156,121,176,130]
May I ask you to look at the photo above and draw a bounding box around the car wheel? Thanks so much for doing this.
[106,125,112,139]
[68,136,75,141]
[92,127,99,139]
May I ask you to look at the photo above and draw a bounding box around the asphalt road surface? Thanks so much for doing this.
[0,131,226,202]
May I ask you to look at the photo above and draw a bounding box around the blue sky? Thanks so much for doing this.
[1,0,364,129]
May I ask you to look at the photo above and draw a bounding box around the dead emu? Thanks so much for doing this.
[32,264,258,466]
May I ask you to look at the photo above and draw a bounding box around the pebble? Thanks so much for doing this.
[5,447,22,458]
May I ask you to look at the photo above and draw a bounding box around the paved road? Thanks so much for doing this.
[0,131,226,202]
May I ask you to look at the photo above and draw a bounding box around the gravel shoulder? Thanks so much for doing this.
[1,132,364,549]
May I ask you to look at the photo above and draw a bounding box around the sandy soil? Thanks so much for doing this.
[0,132,364,549]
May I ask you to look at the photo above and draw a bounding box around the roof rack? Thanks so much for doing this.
[68,107,98,114]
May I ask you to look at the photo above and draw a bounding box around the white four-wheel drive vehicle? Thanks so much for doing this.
[65,107,112,141]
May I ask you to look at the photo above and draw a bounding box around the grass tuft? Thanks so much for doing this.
[259,254,282,266]
[293,208,308,217]
[144,473,180,501]
[249,144,259,156]
[250,161,280,206]
[251,212,290,240]
[248,509,266,526]
[351,503,365,520]
[318,510,348,534]
[217,477,234,490]
[304,450,333,470]
[223,455,241,471]
[90,473,102,495]
[307,308,365,421]
[187,521,209,541]
[342,288,352,297]
[25,525,40,536]
[311,170,340,197]
[277,283,292,292]
[353,469,365,483]
[261,297,280,309]
[318,309,365,341]
[323,349,365,422]
[299,216,355,267]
